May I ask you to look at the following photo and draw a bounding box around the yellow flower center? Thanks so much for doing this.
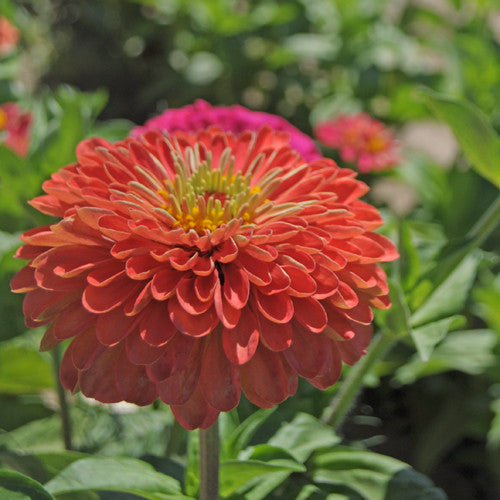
[157,145,267,234]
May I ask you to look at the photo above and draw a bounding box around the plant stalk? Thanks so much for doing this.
[51,345,73,450]
[199,419,220,500]
[321,332,394,429]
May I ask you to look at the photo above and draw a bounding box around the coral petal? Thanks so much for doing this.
[223,263,250,309]
[254,290,293,324]
[257,314,292,351]
[200,330,240,411]
[169,296,218,337]
[292,297,327,333]
[241,345,289,406]
[222,307,259,365]
[139,301,176,346]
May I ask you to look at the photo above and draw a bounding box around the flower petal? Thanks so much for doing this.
[222,307,259,365]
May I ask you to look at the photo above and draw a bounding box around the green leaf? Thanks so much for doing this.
[44,457,186,499]
[224,408,275,459]
[410,315,465,361]
[376,278,412,339]
[395,329,497,384]
[409,254,478,327]
[219,459,306,498]
[268,413,340,463]
[0,470,54,500]
[0,340,54,394]
[419,88,500,189]
[311,449,446,500]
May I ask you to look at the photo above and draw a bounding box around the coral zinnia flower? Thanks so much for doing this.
[132,99,322,162]
[11,126,397,430]
[0,102,31,156]
[0,17,20,56]
[314,113,400,173]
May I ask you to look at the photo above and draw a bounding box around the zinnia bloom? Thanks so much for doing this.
[132,99,321,162]
[314,113,400,173]
[11,125,397,430]
[0,102,31,156]
[0,17,20,56]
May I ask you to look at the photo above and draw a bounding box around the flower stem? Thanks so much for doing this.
[321,332,394,429]
[199,419,220,500]
[467,192,500,245]
[51,345,73,450]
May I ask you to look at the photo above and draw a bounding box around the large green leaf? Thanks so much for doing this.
[267,413,340,463]
[420,89,500,189]
[0,340,54,394]
[311,449,447,500]
[410,315,465,361]
[0,470,54,500]
[224,408,276,459]
[219,458,305,498]
[409,254,478,328]
[44,457,188,499]
[395,329,497,384]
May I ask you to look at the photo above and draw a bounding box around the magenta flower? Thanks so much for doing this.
[314,113,400,173]
[132,100,321,162]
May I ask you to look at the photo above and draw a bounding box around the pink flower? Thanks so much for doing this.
[132,100,321,162]
[0,102,31,156]
[0,17,20,56]
[314,113,400,173]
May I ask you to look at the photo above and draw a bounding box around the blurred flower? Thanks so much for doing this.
[11,125,397,430]
[0,102,31,156]
[0,17,20,56]
[314,113,400,173]
[132,99,322,161]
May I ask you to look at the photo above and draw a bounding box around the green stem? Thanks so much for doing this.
[321,332,394,429]
[199,419,220,500]
[51,345,73,450]
[467,192,500,245]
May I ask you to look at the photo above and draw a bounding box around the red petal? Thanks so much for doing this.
[222,307,259,365]
[238,253,271,286]
[139,301,177,346]
[53,301,96,340]
[60,344,78,392]
[82,275,140,313]
[257,314,292,351]
[35,265,86,292]
[78,347,123,403]
[151,268,182,300]
[96,307,139,345]
[200,330,240,411]
[292,297,327,333]
[126,332,165,365]
[241,345,289,406]
[214,283,241,329]
[125,254,162,279]
[330,281,359,309]
[309,342,342,390]
[283,265,316,297]
[258,264,290,295]
[40,324,62,351]
[310,264,339,299]
[23,289,72,324]
[157,338,205,405]
[342,299,373,325]
[87,263,125,287]
[170,383,220,431]
[70,328,105,370]
[176,276,213,315]
[169,296,219,337]
[10,265,37,293]
[284,323,332,379]
[254,290,293,324]
[194,272,218,302]
[212,237,238,263]
[115,348,158,405]
[223,263,250,309]
[336,323,372,365]
[146,333,196,381]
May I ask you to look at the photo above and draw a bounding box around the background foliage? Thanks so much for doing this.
[0,0,499,499]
